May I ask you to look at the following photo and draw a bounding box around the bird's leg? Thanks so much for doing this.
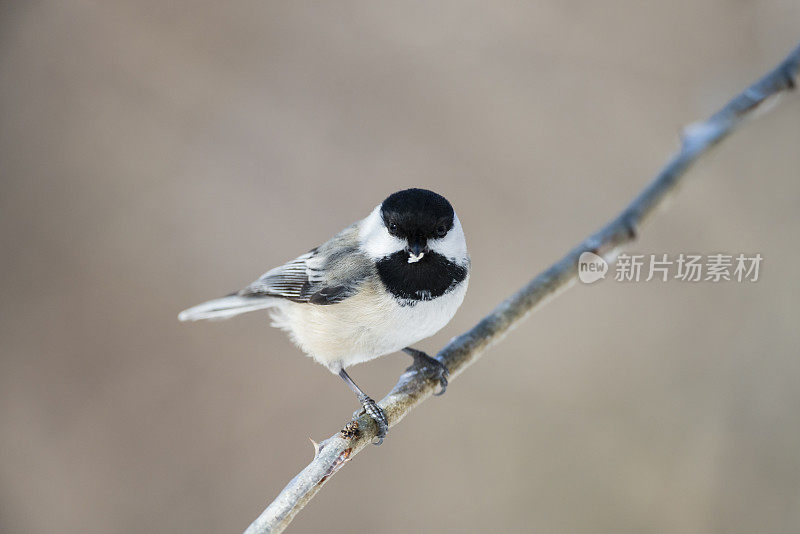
[402,347,449,396]
[338,369,388,445]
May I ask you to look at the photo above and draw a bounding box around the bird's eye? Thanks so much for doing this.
[435,225,447,238]
[388,222,398,233]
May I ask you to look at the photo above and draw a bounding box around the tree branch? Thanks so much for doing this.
[245,43,800,534]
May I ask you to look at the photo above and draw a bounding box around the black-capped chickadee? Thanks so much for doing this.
[179,188,469,443]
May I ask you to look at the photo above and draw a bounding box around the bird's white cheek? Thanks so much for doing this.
[428,229,467,264]
[364,232,405,259]
[359,206,406,259]
[429,219,468,263]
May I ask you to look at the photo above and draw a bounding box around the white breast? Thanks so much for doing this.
[268,275,469,373]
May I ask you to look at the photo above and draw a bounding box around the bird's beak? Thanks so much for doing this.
[407,238,428,263]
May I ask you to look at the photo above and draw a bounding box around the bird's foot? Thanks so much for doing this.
[354,394,388,445]
[403,347,449,396]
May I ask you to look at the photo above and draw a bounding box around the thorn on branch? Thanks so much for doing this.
[309,437,322,458]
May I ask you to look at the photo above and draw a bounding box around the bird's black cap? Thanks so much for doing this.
[380,188,454,239]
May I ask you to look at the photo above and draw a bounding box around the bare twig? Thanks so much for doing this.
[245,43,800,534]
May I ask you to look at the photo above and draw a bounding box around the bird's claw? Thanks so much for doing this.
[403,348,449,396]
[355,395,388,445]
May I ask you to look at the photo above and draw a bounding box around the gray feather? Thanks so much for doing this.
[177,295,277,321]
[179,224,374,321]
[240,224,373,304]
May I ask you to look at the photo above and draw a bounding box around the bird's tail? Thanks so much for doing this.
[178,294,278,322]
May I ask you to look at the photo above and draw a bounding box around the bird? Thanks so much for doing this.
[179,188,470,444]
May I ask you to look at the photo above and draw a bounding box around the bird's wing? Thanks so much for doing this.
[240,224,373,305]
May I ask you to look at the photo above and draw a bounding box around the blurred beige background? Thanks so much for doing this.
[2,1,799,533]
